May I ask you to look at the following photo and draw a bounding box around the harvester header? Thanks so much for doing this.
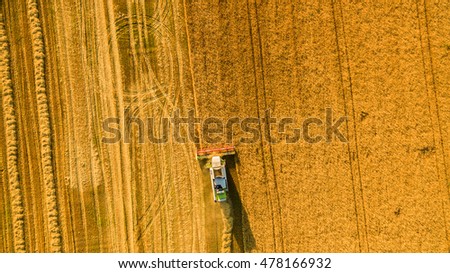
[196,146,236,160]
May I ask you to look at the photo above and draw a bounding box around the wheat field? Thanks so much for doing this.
[0,0,449,252]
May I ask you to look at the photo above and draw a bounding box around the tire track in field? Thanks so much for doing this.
[181,0,201,149]
[96,0,136,251]
[109,12,172,54]
[125,0,148,252]
[0,13,26,253]
[125,3,148,246]
[336,0,369,251]
[132,84,196,251]
[126,0,201,251]
[93,0,130,251]
[53,0,96,251]
[245,0,278,251]
[331,0,368,252]
[133,121,200,252]
[179,0,206,250]
[78,0,110,250]
[106,1,136,251]
[415,0,450,250]
[41,0,74,252]
[169,0,200,251]
[26,0,62,252]
[253,2,285,252]
[122,0,176,251]
[78,0,105,251]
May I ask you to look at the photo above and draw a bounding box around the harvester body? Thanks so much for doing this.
[196,146,235,203]
[210,156,228,202]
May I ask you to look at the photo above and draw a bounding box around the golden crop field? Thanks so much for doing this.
[0,0,449,253]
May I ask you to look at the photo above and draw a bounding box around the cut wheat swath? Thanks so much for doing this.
[0,13,26,253]
[26,0,62,252]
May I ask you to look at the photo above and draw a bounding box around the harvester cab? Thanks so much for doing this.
[196,146,235,202]
[211,156,222,169]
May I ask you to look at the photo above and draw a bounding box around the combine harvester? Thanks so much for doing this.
[196,146,235,202]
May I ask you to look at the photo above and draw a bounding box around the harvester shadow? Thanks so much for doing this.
[226,156,256,253]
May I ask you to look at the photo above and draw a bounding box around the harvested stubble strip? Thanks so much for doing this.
[220,201,233,253]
